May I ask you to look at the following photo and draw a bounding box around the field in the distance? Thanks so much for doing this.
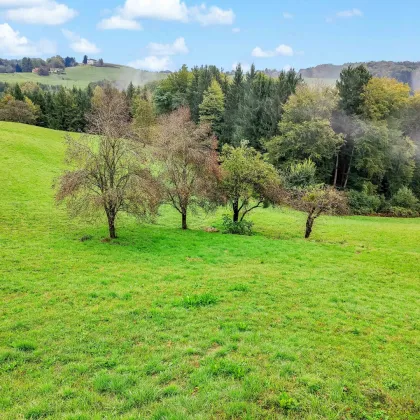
[0,65,336,90]
[0,122,419,419]
[0,65,166,88]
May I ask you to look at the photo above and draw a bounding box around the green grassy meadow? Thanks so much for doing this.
[0,122,419,419]
[0,66,166,89]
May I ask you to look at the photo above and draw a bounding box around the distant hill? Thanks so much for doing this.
[0,65,167,89]
[299,61,420,89]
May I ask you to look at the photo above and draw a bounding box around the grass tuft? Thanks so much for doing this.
[93,373,135,394]
[177,293,219,308]
[13,342,36,352]
[207,359,251,379]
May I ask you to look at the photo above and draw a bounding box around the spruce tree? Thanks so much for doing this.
[12,84,24,101]
[187,67,201,123]
[221,64,244,145]
[199,80,225,138]
[337,65,372,115]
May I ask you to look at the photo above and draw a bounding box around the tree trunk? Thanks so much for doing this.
[305,216,314,239]
[343,146,355,189]
[233,201,239,222]
[333,153,339,187]
[107,214,117,239]
[182,211,188,230]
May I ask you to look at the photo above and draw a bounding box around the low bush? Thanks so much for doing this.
[389,206,419,218]
[391,187,419,210]
[348,190,382,215]
[222,216,253,236]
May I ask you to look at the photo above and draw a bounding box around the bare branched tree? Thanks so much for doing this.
[288,186,348,238]
[153,107,221,230]
[56,85,161,239]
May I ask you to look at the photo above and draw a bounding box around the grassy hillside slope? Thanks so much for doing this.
[0,122,419,419]
[0,65,166,88]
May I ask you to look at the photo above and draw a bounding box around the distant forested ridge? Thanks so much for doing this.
[299,61,420,88]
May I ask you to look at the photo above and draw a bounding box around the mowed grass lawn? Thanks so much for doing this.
[0,122,419,419]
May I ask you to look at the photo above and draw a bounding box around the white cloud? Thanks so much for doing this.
[147,37,188,56]
[0,23,56,56]
[62,29,100,54]
[101,0,235,29]
[2,1,77,25]
[283,12,293,19]
[283,64,292,71]
[276,44,294,56]
[121,0,188,21]
[232,62,250,73]
[337,8,363,18]
[97,15,141,30]
[189,5,235,26]
[252,47,274,58]
[232,27,240,33]
[252,44,294,58]
[128,56,172,71]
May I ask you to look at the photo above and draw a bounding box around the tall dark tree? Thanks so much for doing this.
[221,63,244,145]
[235,72,277,148]
[64,57,77,67]
[247,64,257,85]
[336,65,372,115]
[187,66,201,122]
[275,69,303,110]
[21,57,33,73]
[83,55,88,65]
[12,83,24,101]
[126,82,135,103]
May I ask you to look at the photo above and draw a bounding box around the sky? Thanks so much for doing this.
[1,0,420,72]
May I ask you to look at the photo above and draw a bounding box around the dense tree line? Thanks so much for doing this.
[0,82,93,131]
[0,55,78,74]
[150,64,420,215]
[153,64,302,149]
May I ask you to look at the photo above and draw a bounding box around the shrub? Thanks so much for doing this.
[178,293,218,308]
[348,190,382,215]
[389,206,419,218]
[285,159,317,188]
[391,187,419,209]
[0,95,38,125]
[278,392,300,411]
[222,215,253,236]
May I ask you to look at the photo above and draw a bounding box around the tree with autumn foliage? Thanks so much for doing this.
[153,107,221,230]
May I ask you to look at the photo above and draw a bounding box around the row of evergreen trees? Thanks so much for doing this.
[152,64,302,148]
